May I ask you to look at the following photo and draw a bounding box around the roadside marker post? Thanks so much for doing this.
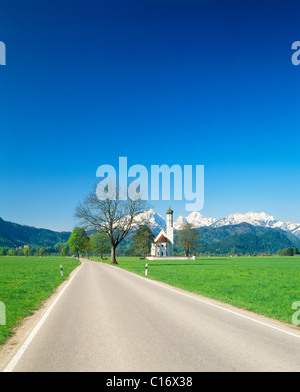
[145,264,148,277]
[60,265,64,277]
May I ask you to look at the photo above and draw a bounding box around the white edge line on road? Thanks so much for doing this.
[3,263,84,373]
[103,262,300,341]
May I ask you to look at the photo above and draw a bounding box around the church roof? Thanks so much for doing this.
[155,234,170,243]
[166,207,173,215]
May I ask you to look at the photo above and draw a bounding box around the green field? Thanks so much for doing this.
[0,256,79,345]
[97,256,300,325]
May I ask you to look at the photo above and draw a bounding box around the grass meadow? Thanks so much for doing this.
[0,256,79,345]
[96,256,300,325]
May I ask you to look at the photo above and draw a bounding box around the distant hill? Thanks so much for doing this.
[196,226,299,255]
[196,222,269,244]
[0,218,71,248]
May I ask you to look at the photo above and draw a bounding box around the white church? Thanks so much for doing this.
[147,207,196,261]
[150,207,174,257]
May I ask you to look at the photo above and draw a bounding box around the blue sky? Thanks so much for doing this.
[0,0,299,231]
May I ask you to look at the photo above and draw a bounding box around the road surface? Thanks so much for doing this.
[5,260,300,372]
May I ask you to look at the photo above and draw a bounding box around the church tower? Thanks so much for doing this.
[166,207,174,255]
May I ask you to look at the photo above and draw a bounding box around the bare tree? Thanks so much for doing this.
[75,182,148,264]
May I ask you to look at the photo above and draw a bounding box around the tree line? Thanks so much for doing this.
[277,248,300,256]
[0,244,69,257]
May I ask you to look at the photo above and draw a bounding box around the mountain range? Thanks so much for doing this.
[1,209,299,255]
[128,209,300,255]
[133,209,300,239]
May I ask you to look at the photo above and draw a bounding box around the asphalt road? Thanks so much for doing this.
[7,260,300,372]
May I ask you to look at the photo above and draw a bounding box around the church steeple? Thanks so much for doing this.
[166,206,173,215]
[166,206,174,255]
[166,206,173,227]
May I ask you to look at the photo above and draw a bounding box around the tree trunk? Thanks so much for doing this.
[184,245,188,257]
[111,245,118,264]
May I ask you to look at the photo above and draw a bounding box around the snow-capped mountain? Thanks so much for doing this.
[132,209,166,234]
[292,227,300,238]
[211,212,300,238]
[133,209,300,239]
[174,212,217,229]
[213,212,278,229]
